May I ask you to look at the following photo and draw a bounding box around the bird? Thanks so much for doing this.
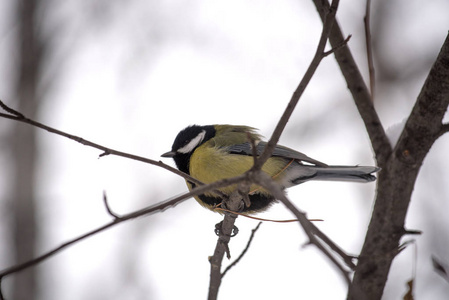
[162,124,380,214]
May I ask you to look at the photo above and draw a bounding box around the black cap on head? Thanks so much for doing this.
[161,125,216,174]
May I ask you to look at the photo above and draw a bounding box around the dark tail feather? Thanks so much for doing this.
[298,166,380,183]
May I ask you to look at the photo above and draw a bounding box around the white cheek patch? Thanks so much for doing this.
[178,130,206,154]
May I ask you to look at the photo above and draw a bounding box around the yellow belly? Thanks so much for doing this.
[189,145,287,196]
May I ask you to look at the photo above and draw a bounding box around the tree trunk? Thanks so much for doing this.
[349,33,449,300]
[10,0,43,299]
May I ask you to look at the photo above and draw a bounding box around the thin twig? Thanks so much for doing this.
[432,255,449,283]
[364,0,375,100]
[311,221,356,269]
[103,191,120,219]
[255,0,356,277]
[208,174,255,300]
[221,222,262,278]
[254,0,340,169]
[0,174,247,279]
[214,207,323,223]
[0,99,262,288]
[323,34,352,57]
[0,100,24,118]
[251,171,353,283]
[0,101,198,190]
[312,0,391,166]
[0,100,229,201]
[208,189,243,300]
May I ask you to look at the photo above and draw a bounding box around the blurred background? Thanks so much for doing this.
[1,0,449,299]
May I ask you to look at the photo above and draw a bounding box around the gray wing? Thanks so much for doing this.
[226,141,328,167]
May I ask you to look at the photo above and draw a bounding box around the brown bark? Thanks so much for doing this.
[349,34,449,299]
[312,1,449,299]
[10,0,43,299]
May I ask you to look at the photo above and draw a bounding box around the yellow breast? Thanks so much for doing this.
[189,145,287,196]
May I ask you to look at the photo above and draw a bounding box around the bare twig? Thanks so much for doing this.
[349,33,449,300]
[255,0,340,169]
[0,174,247,279]
[0,100,24,118]
[432,255,449,283]
[103,191,120,219]
[0,195,185,278]
[323,34,352,57]
[255,0,356,281]
[305,218,356,269]
[221,222,262,278]
[312,0,391,167]
[0,100,232,203]
[208,186,247,300]
[214,207,323,223]
[0,100,203,190]
[251,172,354,282]
[364,0,375,100]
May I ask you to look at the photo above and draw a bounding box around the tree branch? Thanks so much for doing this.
[0,173,248,280]
[102,191,120,219]
[312,0,391,167]
[255,0,340,168]
[364,0,375,100]
[250,171,360,291]
[208,183,249,300]
[0,100,231,200]
[349,33,449,300]
[439,123,449,138]
[221,222,262,278]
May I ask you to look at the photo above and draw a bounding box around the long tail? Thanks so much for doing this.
[295,165,380,184]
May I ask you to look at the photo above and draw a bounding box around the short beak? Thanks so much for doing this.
[161,151,176,158]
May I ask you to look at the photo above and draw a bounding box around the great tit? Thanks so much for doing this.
[162,125,379,214]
